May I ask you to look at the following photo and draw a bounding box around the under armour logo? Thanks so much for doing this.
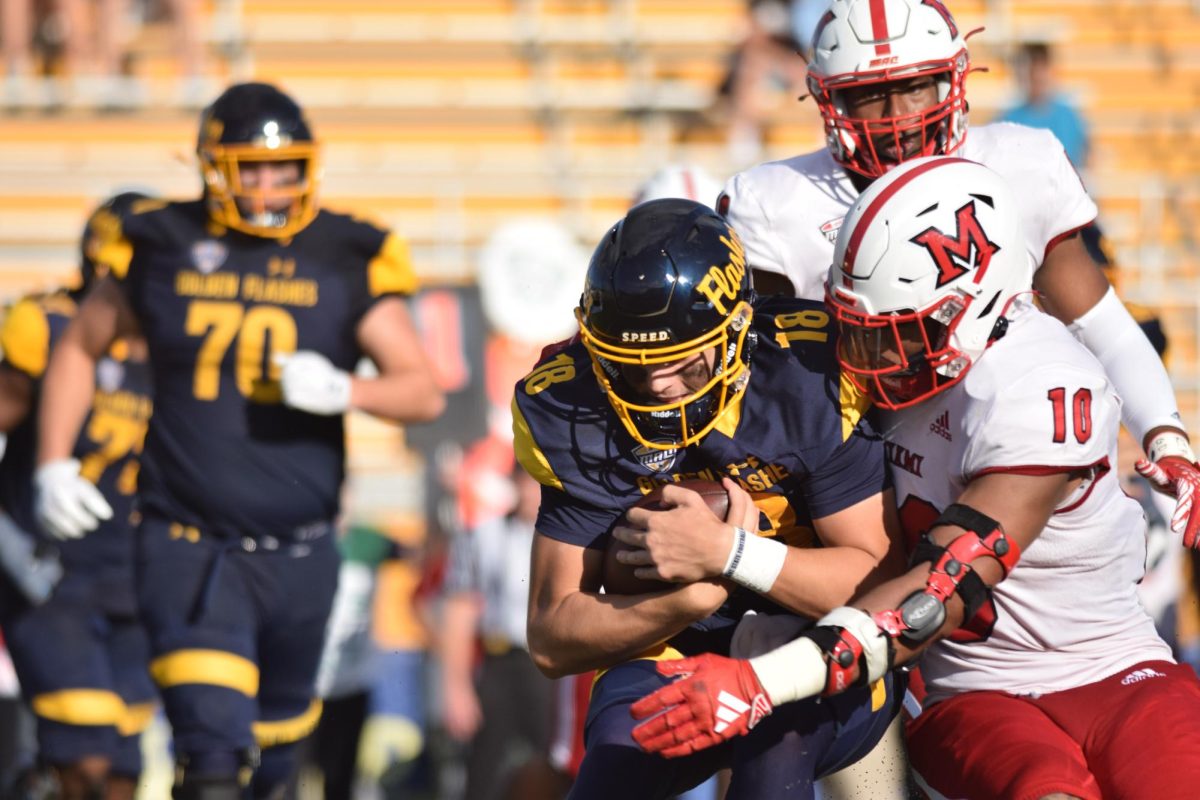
[910,201,1000,289]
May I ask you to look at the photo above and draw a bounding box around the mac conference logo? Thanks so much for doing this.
[633,442,678,473]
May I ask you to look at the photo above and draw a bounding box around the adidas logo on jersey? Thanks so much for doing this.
[712,691,771,734]
[1121,667,1167,686]
[929,410,952,441]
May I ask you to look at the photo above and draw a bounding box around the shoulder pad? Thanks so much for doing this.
[1,296,59,378]
[368,232,417,297]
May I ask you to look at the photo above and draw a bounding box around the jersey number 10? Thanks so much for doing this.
[1047,387,1093,444]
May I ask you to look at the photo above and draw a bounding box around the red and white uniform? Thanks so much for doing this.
[721,123,1095,300]
[882,301,1171,704]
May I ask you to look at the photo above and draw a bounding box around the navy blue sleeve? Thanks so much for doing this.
[801,424,890,521]
[535,483,622,551]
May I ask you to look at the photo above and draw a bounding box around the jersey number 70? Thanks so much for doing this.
[185,300,297,403]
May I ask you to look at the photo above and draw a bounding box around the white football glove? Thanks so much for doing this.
[34,458,113,540]
[277,351,352,416]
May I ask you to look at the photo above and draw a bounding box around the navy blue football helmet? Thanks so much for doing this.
[197,82,319,238]
[577,199,756,449]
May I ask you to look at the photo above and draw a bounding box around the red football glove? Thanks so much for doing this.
[1136,455,1200,549]
[630,654,773,758]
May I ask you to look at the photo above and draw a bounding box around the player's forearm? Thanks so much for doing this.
[349,370,445,423]
[37,338,97,464]
[527,585,716,678]
[765,544,893,619]
[751,565,971,707]
[1067,286,1184,445]
[846,564,972,668]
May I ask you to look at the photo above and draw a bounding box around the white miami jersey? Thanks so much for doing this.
[721,123,1097,300]
[881,302,1171,704]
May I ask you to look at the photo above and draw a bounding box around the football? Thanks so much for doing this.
[602,479,730,595]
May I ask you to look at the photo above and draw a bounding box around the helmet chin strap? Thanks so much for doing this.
[987,315,1010,344]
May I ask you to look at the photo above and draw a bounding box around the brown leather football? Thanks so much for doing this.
[602,479,730,595]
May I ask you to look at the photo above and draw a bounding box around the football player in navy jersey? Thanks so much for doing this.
[0,192,155,800]
[513,199,907,799]
[34,83,445,800]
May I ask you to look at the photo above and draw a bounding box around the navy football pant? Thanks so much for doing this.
[0,572,155,777]
[570,659,903,800]
[134,516,338,796]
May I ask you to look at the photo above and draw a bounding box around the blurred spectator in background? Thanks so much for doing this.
[718,0,807,165]
[358,523,438,800]
[157,0,211,107]
[2,0,210,110]
[304,525,392,800]
[1,0,35,107]
[54,0,140,109]
[997,42,1091,168]
[438,441,560,800]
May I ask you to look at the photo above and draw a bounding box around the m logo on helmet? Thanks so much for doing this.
[910,201,1000,289]
[696,234,747,315]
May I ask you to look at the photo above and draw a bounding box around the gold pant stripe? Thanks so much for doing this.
[253,699,323,747]
[117,701,158,736]
[149,649,260,697]
[869,676,887,712]
[593,643,686,686]
[32,689,126,727]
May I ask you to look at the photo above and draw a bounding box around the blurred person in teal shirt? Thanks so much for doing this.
[998,42,1090,168]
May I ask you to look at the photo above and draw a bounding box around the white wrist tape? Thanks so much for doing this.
[722,526,787,594]
[748,634,827,706]
[818,606,891,683]
[1147,431,1195,463]
[1068,286,1184,444]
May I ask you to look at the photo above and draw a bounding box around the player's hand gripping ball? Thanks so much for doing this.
[603,479,730,595]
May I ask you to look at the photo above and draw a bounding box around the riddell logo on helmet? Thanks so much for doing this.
[697,234,747,315]
[869,56,899,68]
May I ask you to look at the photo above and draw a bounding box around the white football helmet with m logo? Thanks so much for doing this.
[827,157,1033,409]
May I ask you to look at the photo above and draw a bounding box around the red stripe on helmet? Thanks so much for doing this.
[841,157,973,277]
[870,0,892,55]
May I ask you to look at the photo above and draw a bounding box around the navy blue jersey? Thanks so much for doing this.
[513,297,889,654]
[0,291,152,577]
[97,200,415,540]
